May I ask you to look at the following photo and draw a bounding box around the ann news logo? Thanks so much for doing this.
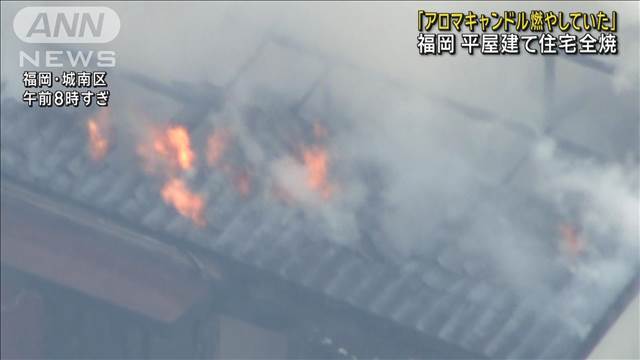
[13,6,120,44]
[13,7,118,108]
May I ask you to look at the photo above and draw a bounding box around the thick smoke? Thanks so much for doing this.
[1,1,638,308]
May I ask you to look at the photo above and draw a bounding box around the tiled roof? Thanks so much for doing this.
[2,92,635,359]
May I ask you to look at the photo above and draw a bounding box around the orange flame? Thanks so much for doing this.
[233,169,251,197]
[219,163,252,197]
[86,108,110,161]
[302,146,333,200]
[138,124,195,174]
[313,122,328,139]
[560,224,584,257]
[161,178,206,227]
[207,128,231,166]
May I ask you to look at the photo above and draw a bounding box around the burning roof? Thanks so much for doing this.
[1,34,638,359]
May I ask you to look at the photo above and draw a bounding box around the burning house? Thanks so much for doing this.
[1,5,639,358]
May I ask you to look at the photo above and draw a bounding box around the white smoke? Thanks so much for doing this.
[1,0,638,300]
